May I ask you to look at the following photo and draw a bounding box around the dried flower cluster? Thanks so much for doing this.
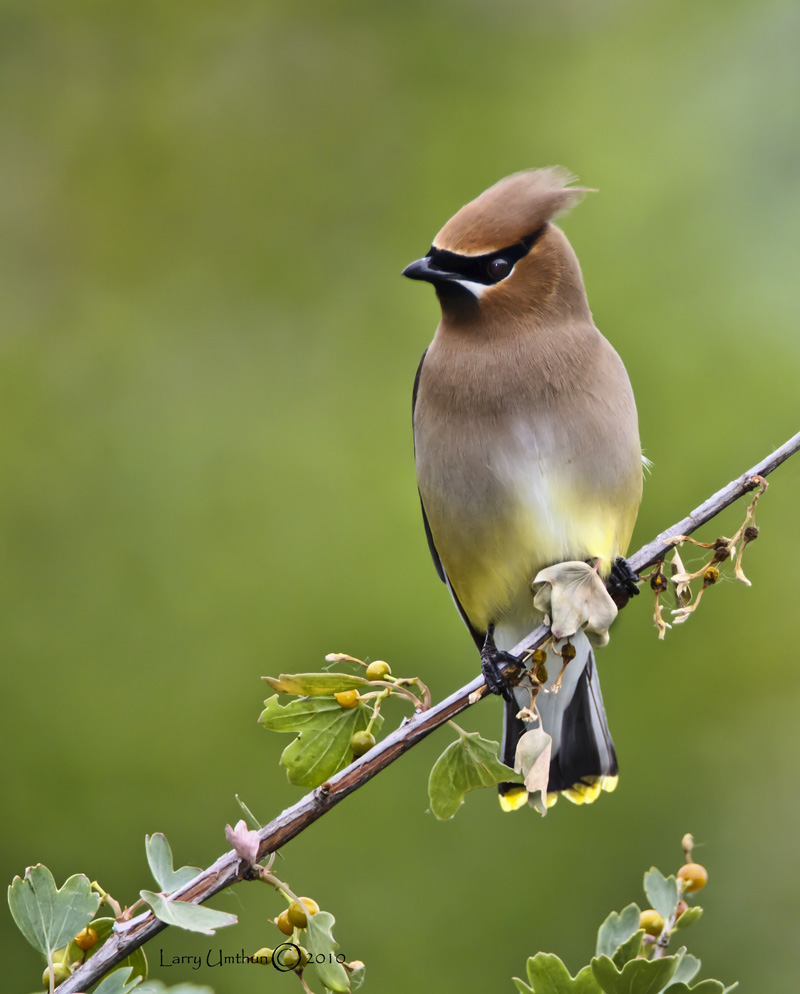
[644,475,767,639]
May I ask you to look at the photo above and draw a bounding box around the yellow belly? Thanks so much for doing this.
[426,475,638,634]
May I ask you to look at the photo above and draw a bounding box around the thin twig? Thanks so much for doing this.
[56,429,800,994]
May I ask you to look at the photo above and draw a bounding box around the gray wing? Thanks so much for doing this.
[412,348,445,583]
[413,348,484,648]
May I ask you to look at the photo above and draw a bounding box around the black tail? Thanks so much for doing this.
[499,632,618,809]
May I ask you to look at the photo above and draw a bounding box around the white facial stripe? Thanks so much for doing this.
[453,279,491,298]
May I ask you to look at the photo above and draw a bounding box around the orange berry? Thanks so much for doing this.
[677,862,708,893]
[74,926,99,951]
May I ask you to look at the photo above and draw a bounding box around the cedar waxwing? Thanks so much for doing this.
[404,168,643,810]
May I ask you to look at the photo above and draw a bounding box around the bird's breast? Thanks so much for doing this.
[413,335,641,633]
[416,408,578,630]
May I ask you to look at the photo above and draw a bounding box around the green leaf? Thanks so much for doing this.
[663,984,724,994]
[305,910,351,993]
[93,966,142,994]
[259,694,382,787]
[673,907,703,931]
[140,891,237,935]
[234,794,263,830]
[137,983,215,993]
[596,904,641,958]
[263,673,369,696]
[612,931,644,969]
[66,917,148,982]
[7,864,101,958]
[516,953,602,993]
[643,867,680,922]
[145,834,202,893]
[667,952,701,987]
[591,953,679,994]
[428,731,522,820]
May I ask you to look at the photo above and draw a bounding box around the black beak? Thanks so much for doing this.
[402,256,457,284]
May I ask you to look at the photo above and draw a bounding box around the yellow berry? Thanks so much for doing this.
[350,730,376,756]
[251,947,273,964]
[280,945,301,970]
[287,902,307,928]
[287,897,319,928]
[276,909,294,935]
[677,862,708,893]
[365,661,391,681]
[298,946,311,968]
[42,962,72,987]
[639,909,664,936]
[334,690,359,708]
[702,566,719,585]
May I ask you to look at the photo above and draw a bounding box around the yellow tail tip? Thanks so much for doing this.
[562,775,619,805]
[498,786,529,812]
[499,777,618,811]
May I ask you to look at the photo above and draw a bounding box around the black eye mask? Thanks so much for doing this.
[427,226,546,286]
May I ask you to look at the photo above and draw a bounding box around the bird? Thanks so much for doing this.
[403,168,643,811]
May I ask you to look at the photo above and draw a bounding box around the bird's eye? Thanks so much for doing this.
[487,257,511,282]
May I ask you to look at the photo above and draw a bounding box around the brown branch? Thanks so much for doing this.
[627,429,800,574]
[56,428,800,994]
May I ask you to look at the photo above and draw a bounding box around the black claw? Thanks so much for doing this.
[607,556,641,608]
[480,625,520,702]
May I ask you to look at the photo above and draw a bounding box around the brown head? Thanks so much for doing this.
[403,168,593,328]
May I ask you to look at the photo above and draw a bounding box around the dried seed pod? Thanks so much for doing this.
[712,538,732,562]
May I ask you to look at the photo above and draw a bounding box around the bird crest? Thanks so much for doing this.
[433,167,589,256]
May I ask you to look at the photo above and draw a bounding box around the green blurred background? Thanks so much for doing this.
[2,1,799,991]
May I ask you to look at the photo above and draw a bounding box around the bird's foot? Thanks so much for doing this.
[481,626,520,702]
[607,556,641,608]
